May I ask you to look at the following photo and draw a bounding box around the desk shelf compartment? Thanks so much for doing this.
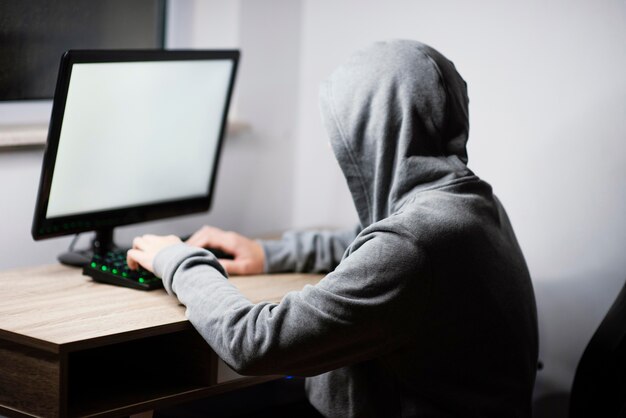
[67,330,216,417]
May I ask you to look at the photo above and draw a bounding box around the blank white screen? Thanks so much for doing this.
[46,59,233,218]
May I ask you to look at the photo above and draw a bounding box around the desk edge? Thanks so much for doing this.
[0,320,194,354]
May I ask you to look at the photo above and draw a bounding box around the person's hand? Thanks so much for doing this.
[127,234,182,273]
[185,225,265,275]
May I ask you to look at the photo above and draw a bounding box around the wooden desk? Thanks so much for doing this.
[0,264,322,418]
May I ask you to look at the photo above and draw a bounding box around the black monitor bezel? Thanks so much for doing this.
[31,49,240,240]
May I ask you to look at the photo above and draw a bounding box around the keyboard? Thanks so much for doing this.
[83,249,162,290]
[83,247,235,291]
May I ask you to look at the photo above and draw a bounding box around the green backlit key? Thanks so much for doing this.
[82,248,162,291]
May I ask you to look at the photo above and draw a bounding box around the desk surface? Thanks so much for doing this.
[0,265,323,417]
[0,264,323,353]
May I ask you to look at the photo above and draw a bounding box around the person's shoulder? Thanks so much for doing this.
[388,178,500,239]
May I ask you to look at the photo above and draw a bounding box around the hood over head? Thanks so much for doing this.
[320,40,471,228]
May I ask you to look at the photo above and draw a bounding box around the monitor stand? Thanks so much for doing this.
[58,228,117,267]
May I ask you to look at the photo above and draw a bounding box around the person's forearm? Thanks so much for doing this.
[260,225,360,273]
[153,237,398,377]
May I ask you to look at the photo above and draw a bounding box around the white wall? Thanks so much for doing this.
[292,0,626,397]
[162,0,302,239]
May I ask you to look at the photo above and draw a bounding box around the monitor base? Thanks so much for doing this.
[57,228,115,267]
[58,249,93,267]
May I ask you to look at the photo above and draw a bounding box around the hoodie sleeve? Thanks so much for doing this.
[259,225,360,273]
[153,226,418,377]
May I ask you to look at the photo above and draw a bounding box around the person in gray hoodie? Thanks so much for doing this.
[128,40,538,417]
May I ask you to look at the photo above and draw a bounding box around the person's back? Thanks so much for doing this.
[130,40,538,417]
[299,184,537,416]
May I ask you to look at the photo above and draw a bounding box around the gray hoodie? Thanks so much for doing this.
[154,40,538,417]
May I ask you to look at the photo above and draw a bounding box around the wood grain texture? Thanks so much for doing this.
[0,264,323,353]
[0,264,187,353]
[228,274,323,304]
[0,264,322,417]
[0,340,64,417]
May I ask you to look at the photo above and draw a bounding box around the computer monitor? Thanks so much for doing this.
[32,49,239,266]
